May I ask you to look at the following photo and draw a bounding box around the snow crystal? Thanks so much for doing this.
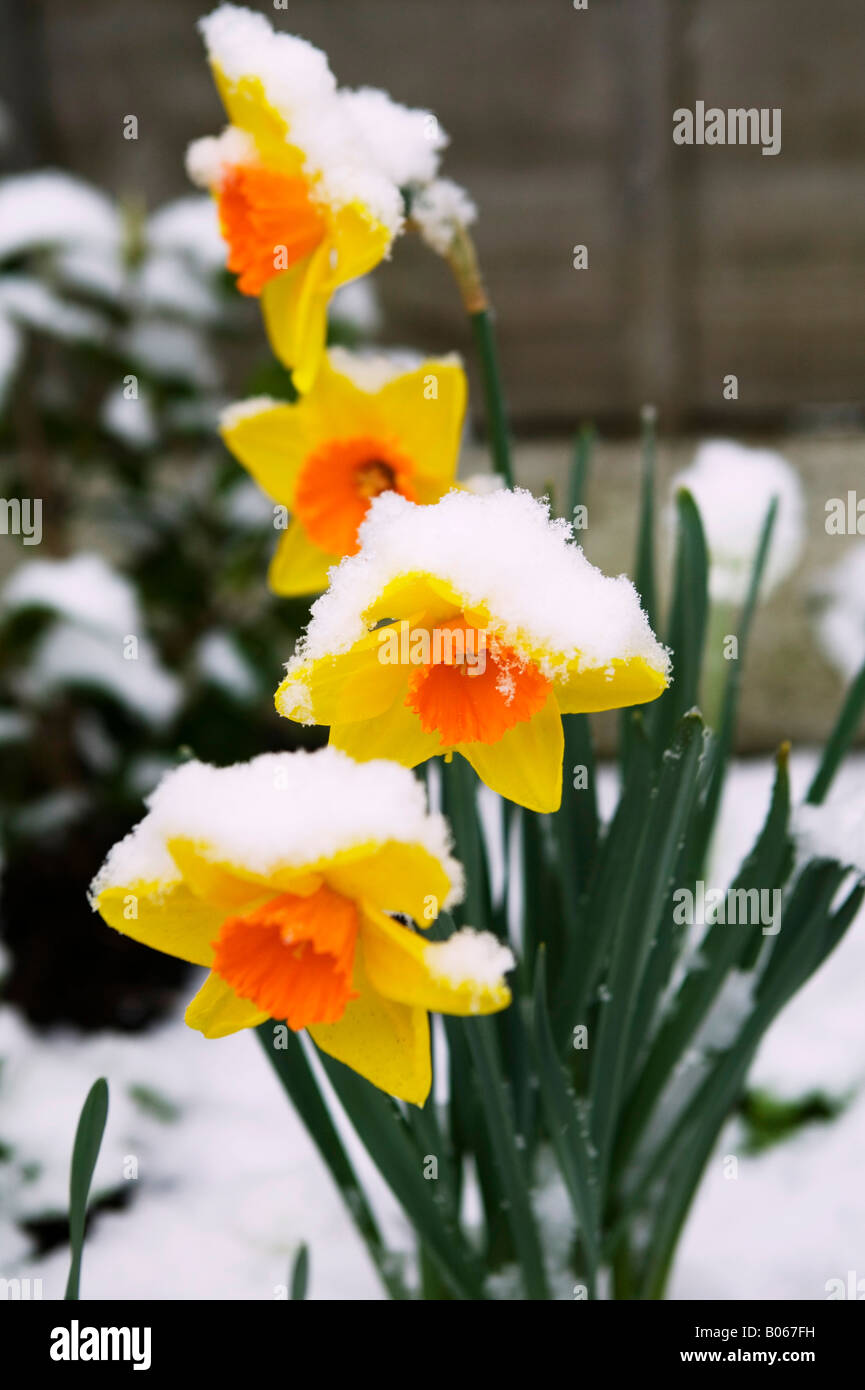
[284,489,670,697]
[412,179,478,255]
[672,440,805,604]
[340,88,448,188]
[90,746,463,906]
[426,928,514,992]
[0,171,120,261]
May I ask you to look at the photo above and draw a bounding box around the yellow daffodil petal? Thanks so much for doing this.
[462,692,564,813]
[209,66,302,173]
[269,521,337,597]
[376,362,467,494]
[330,696,442,769]
[555,655,669,713]
[185,969,269,1039]
[276,630,407,724]
[262,240,332,394]
[309,951,431,1105]
[330,202,393,287]
[362,573,463,627]
[220,401,309,506]
[360,904,511,1016]
[324,841,456,926]
[166,837,323,910]
[95,882,223,967]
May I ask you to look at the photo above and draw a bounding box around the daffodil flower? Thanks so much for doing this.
[187,6,404,392]
[89,748,512,1104]
[276,490,671,813]
[220,348,466,596]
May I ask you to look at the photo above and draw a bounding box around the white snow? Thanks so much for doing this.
[0,311,21,411]
[326,344,439,393]
[3,553,141,635]
[425,928,515,990]
[283,489,670,707]
[195,629,258,699]
[339,88,448,188]
[19,624,181,729]
[2,752,864,1300]
[412,179,478,255]
[124,319,218,388]
[795,791,865,879]
[185,126,258,191]
[0,171,120,261]
[813,541,865,681]
[90,747,464,906]
[672,440,805,604]
[330,277,382,335]
[100,384,159,450]
[145,195,228,271]
[0,276,108,346]
[3,554,181,728]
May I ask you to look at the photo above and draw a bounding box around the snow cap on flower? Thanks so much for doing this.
[276,489,670,812]
[673,440,805,604]
[90,747,513,1105]
[91,746,462,906]
[286,488,669,683]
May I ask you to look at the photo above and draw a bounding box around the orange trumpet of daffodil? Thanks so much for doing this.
[187,6,404,392]
[220,348,467,596]
[276,490,671,813]
[89,748,513,1105]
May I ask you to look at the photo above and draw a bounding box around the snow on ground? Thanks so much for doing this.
[1,753,863,1300]
[669,750,865,1300]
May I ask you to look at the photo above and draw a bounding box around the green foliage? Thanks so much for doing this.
[259,428,865,1300]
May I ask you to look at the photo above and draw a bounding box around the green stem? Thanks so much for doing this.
[470,308,515,488]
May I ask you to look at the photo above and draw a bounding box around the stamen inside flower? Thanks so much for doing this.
[217,165,326,295]
[293,436,417,555]
[405,617,551,746]
[212,884,358,1029]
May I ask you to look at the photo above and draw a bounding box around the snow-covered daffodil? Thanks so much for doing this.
[89,748,512,1105]
[220,347,466,595]
[276,490,671,813]
[187,6,404,392]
